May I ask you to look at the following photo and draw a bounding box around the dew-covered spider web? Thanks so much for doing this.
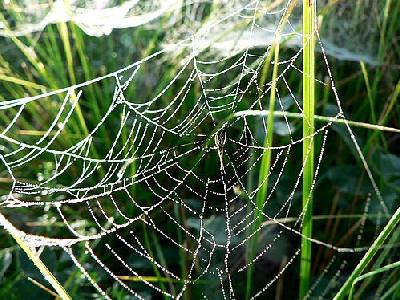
[0,0,386,64]
[0,0,397,299]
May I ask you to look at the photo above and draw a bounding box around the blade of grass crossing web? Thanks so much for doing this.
[70,23,109,142]
[0,213,71,300]
[57,22,89,138]
[333,205,400,299]
[246,39,280,300]
[355,220,400,297]
[57,21,107,178]
[360,62,376,124]
[299,0,316,298]
[245,3,296,298]
[364,79,400,152]
[142,224,170,300]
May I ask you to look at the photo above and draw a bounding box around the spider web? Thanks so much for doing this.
[0,0,394,299]
[0,0,384,63]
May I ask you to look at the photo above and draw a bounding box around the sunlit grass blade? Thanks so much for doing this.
[365,79,400,151]
[299,0,316,298]
[246,2,297,298]
[0,74,45,90]
[0,212,71,300]
[246,39,280,300]
[360,62,376,124]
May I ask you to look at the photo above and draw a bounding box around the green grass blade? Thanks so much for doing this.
[333,205,400,300]
[0,212,71,300]
[232,110,400,134]
[299,0,316,298]
[381,278,400,300]
[246,38,280,300]
[360,62,376,124]
[349,260,400,300]
[245,3,297,297]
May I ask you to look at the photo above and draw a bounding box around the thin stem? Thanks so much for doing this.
[299,0,316,298]
[360,62,376,124]
[232,110,400,134]
[0,212,71,300]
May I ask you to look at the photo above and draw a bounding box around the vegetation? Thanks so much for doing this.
[299,0,315,297]
[0,1,399,299]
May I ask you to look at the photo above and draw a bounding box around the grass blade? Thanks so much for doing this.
[349,260,400,300]
[333,205,400,299]
[246,2,297,298]
[299,0,316,298]
[0,212,71,300]
[246,38,280,300]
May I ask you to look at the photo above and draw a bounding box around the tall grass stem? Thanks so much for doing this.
[245,2,297,297]
[299,0,316,297]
